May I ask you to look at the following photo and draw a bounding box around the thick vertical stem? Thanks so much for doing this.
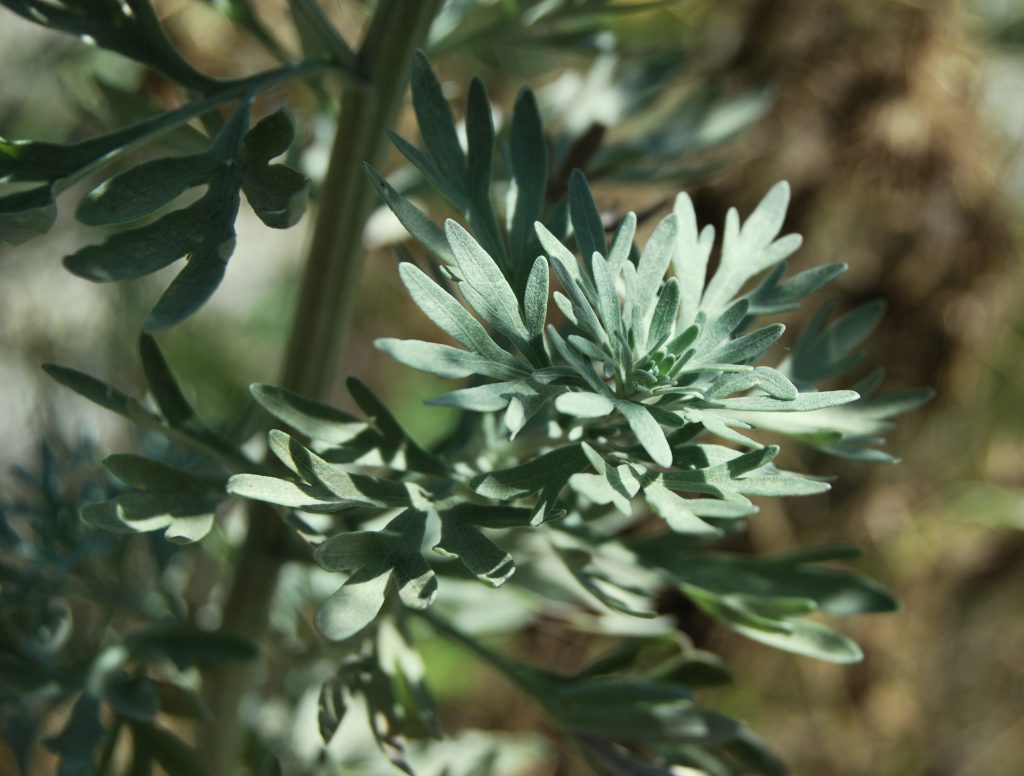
[200,3,441,771]
[279,1,439,399]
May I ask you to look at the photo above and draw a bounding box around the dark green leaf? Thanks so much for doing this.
[139,334,195,427]
[240,163,309,228]
[0,184,57,243]
[410,51,467,197]
[465,77,495,204]
[242,109,296,164]
[42,363,139,418]
[508,88,547,274]
[76,154,214,226]
[103,454,222,494]
[126,625,258,667]
[104,673,160,721]
[44,694,106,776]
[130,722,212,776]
[318,675,347,743]
[363,163,452,262]
[347,377,447,476]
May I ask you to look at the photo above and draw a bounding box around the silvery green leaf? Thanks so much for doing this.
[569,443,639,515]
[389,129,463,211]
[553,545,659,619]
[427,381,528,412]
[700,182,802,316]
[668,551,897,616]
[568,334,613,366]
[711,390,858,412]
[315,510,435,640]
[315,566,392,642]
[505,391,549,438]
[672,191,715,328]
[398,262,518,367]
[393,553,438,610]
[441,503,536,528]
[554,679,736,744]
[314,532,394,571]
[82,492,216,544]
[250,383,364,444]
[434,513,515,587]
[703,323,785,365]
[682,584,862,663]
[524,255,550,339]
[547,326,609,395]
[102,454,222,493]
[606,212,636,275]
[144,228,235,331]
[729,469,830,498]
[615,401,671,468]
[692,299,749,356]
[535,220,583,283]
[681,408,760,448]
[643,482,721,536]
[465,77,495,203]
[471,444,586,501]
[375,338,525,381]
[706,367,798,401]
[226,474,348,511]
[633,213,678,327]
[646,277,680,352]
[548,257,608,346]
[139,334,197,428]
[267,430,414,507]
[65,202,215,282]
[590,251,623,343]
[241,108,297,164]
[61,99,307,329]
[734,617,862,663]
[553,290,578,325]
[445,220,531,347]
[555,391,615,418]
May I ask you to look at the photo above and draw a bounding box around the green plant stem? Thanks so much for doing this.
[199,2,441,772]
[278,5,438,396]
[418,610,550,698]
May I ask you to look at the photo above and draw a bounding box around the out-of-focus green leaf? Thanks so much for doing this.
[125,625,257,668]
[129,721,212,776]
[44,694,106,776]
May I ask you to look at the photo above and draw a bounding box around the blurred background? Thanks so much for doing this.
[2,0,1022,774]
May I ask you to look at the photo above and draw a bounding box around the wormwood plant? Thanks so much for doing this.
[0,2,931,774]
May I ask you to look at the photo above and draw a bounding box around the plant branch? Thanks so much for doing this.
[199,2,442,771]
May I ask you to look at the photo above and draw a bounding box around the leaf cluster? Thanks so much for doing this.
[14,19,936,774]
[0,443,257,776]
